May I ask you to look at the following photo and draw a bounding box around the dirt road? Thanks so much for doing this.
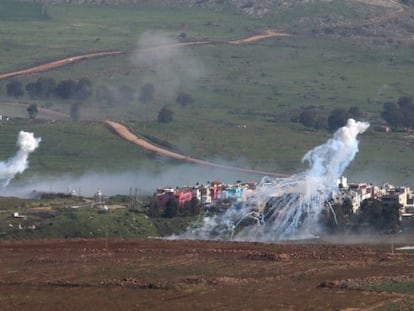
[0,30,288,80]
[105,120,287,177]
[0,51,124,80]
[228,29,288,45]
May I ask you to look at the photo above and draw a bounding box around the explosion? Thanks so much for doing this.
[182,119,369,241]
[0,131,41,187]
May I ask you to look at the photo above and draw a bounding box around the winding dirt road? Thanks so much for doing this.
[0,30,287,80]
[105,120,287,177]
[0,30,289,177]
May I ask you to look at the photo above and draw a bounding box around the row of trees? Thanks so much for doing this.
[294,105,363,130]
[4,78,197,124]
[296,96,414,132]
[5,78,194,107]
[381,96,414,129]
[322,198,401,234]
[6,78,92,101]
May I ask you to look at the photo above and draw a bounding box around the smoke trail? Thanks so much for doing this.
[0,131,41,186]
[182,119,369,241]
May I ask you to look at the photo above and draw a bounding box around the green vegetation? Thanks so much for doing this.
[368,280,414,294]
[0,118,160,177]
[0,194,196,239]
[0,0,414,188]
[378,298,414,311]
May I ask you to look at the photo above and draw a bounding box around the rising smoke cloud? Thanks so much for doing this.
[0,131,41,187]
[181,119,369,242]
[130,30,206,101]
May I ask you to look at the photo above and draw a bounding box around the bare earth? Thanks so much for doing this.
[1,238,414,310]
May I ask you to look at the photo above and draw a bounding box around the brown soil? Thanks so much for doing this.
[0,238,413,310]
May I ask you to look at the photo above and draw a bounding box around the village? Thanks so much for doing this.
[152,176,414,229]
[6,176,414,237]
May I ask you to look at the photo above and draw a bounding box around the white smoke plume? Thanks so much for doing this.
[0,131,41,186]
[182,119,369,242]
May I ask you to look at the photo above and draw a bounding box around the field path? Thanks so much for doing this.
[228,30,288,45]
[104,120,287,177]
[0,51,124,80]
[0,29,288,80]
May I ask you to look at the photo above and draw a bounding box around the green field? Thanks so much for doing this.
[0,0,414,187]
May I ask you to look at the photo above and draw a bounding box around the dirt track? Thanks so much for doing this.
[105,120,287,177]
[0,51,125,80]
[0,238,413,310]
[0,30,287,80]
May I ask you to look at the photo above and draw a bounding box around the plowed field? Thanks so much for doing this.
[1,238,414,310]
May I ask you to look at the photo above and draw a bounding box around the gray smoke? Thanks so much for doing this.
[4,162,262,198]
[130,30,206,101]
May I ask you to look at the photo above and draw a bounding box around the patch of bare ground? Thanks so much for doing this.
[1,238,414,310]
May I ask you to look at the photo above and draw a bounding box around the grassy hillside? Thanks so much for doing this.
[0,0,413,187]
[0,195,194,238]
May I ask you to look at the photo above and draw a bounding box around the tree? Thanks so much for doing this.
[327,108,348,130]
[358,198,400,232]
[181,197,201,217]
[148,195,163,217]
[75,78,92,100]
[27,104,38,119]
[397,96,414,128]
[25,77,56,99]
[70,102,80,121]
[139,83,155,104]
[6,81,24,98]
[25,82,37,99]
[382,101,407,128]
[55,79,77,99]
[164,198,178,218]
[321,198,353,234]
[158,106,174,123]
[299,109,318,128]
[397,96,413,108]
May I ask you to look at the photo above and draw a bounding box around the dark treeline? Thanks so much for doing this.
[294,96,414,132]
[322,197,401,235]
[6,77,92,101]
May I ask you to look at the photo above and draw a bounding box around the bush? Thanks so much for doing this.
[158,106,174,123]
